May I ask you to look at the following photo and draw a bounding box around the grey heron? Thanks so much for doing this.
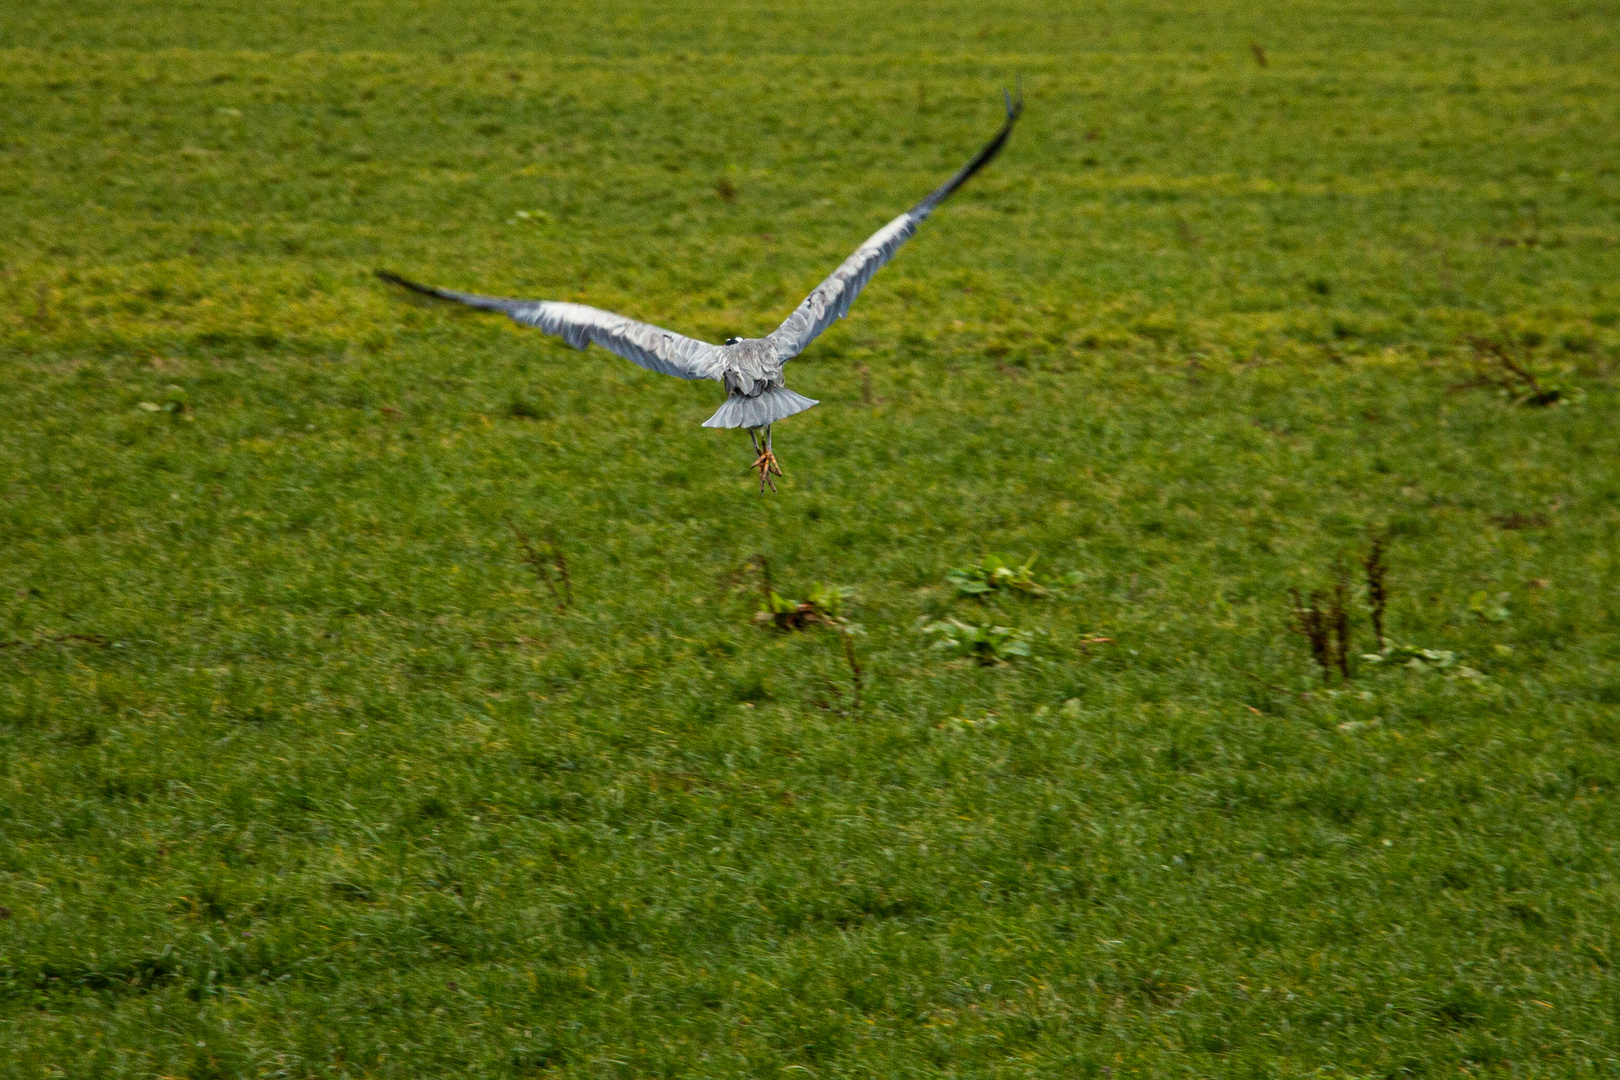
[378,90,1022,492]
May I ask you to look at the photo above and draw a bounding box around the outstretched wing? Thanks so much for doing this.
[375,271,727,382]
[765,89,1023,360]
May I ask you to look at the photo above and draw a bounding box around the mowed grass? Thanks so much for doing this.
[3,0,1620,1075]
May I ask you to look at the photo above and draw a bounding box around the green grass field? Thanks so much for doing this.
[3,1,1620,1075]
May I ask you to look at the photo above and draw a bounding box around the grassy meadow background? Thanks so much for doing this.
[3,0,1620,1075]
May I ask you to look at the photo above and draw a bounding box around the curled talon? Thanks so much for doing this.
[748,427,784,493]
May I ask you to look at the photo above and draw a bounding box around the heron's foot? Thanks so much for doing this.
[749,447,783,493]
[745,426,783,493]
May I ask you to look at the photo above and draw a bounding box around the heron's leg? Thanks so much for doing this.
[743,427,779,493]
[755,428,767,494]
[764,425,782,477]
[744,428,772,493]
[764,426,781,492]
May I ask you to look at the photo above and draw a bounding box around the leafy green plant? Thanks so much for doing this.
[136,385,193,420]
[1468,590,1511,623]
[947,554,1080,599]
[1362,645,1486,681]
[920,617,1033,665]
[755,584,858,630]
[749,557,856,633]
[747,557,864,709]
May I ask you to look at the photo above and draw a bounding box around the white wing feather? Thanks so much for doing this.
[374,273,727,382]
[765,90,1023,360]
[765,211,926,360]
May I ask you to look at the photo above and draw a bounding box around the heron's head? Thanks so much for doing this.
[724,336,741,346]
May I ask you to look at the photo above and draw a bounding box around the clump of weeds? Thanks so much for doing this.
[920,617,1033,665]
[1289,564,1354,686]
[1361,645,1485,681]
[1453,336,1580,407]
[745,556,864,710]
[1468,590,1511,623]
[1364,529,1389,651]
[948,553,1080,599]
[1355,532,1490,681]
[507,518,573,612]
[136,384,194,420]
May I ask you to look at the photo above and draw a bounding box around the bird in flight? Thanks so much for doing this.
[378,90,1022,492]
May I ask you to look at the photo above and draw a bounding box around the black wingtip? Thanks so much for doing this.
[909,87,1025,214]
[375,269,447,300]
[375,268,417,290]
[1004,76,1024,123]
[375,268,419,289]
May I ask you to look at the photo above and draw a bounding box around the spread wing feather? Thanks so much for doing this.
[374,271,726,382]
[765,89,1023,360]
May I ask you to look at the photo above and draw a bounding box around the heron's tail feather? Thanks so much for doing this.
[701,387,819,429]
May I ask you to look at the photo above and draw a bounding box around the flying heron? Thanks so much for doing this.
[378,90,1022,492]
